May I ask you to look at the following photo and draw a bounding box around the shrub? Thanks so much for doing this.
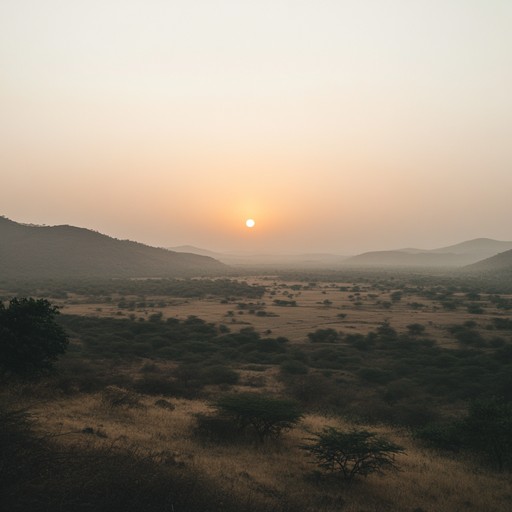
[215,393,302,441]
[459,397,512,471]
[449,324,485,346]
[307,328,340,343]
[101,386,143,409]
[467,304,484,314]
[273,299,297,307]
[416,397,512,470]
[282,372,346,409]
[280,359,309,375]
[302,427,404,481]
[390,291,402,302]
[375,321,398,341]
[202,365,240,385]
[406,323,425,336]
[414,422,461,451]
[154,399,175,410]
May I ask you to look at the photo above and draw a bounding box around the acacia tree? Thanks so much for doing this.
[215,393,302,441]
[302,427,404,481]
[0,298,69,375]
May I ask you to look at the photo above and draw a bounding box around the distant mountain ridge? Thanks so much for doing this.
[430,238,512,255]
[0,216,226,279]
[170,238,512,269]
[342,238,512,268]
[168,245,349,267]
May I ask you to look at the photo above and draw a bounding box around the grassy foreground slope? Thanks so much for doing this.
[2,386,510,512]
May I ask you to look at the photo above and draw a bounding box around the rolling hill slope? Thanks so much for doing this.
[464,248,512,273]
[0,216,226,279]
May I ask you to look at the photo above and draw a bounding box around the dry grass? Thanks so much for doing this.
[29,392,512,512]
[57,279,512,348]
[15,277,511,510]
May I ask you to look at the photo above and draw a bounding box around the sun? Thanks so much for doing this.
[245,218,255,228]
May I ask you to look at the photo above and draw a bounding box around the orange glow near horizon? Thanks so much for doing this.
[1,1,512,253]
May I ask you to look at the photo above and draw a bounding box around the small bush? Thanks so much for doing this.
[406,323,425,336]
[307,329,340,343]
[101,386,143,409]
[154,399,175,410]
[467,304,484,314]
[280,360,309,375]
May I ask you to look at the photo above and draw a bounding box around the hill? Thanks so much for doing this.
[0,216,226,279]
[169,246,349,267]
[464,248,512,273]
[430,238,512,255]
[342,250,472,267]
[343,238,512,268]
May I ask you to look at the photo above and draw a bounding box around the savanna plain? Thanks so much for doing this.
[2,272,512,512]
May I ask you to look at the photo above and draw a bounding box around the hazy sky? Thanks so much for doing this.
[1,1,511,254]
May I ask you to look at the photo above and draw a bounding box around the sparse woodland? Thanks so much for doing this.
[1,274,512,511]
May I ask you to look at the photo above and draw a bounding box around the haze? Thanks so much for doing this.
[1,0,511,254]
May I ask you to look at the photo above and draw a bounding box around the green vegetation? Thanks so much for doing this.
[2,273,512,511]
[53,309,512,427]
[2,277,265,301]
[214,393,303,441]
[417,397,512,471]
[0,298,69,375]
[307,328,340,343]
[59,315,288,366]
[302,427,404,481]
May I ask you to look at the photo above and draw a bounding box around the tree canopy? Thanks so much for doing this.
[0,298,69,375]
[302,427,404,481]
[215,393,302,441]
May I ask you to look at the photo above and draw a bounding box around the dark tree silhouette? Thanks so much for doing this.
[0,298,69,375]
[215,393,302,441]
[302,427,404,481]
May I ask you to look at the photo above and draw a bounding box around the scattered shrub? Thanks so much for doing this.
[406,323,425,336]
[154,399,175,410]
[101,386,143,409]
[280,360,309,375]
[302,427,404,481]
[307,329,340,343]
